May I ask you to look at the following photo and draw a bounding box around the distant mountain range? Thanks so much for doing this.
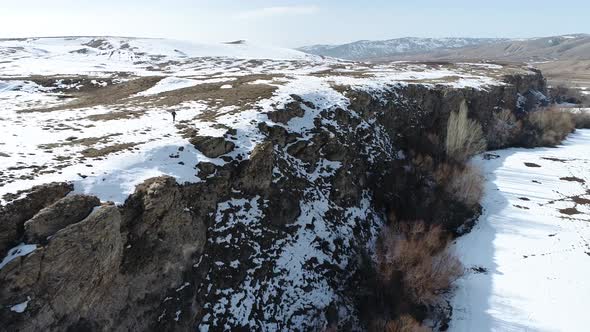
[298,37,507,61]
[298,35,590,62]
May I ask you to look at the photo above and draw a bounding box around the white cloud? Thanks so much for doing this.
[236,5,319,19]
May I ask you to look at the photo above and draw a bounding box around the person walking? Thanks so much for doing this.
[171,110,177,122]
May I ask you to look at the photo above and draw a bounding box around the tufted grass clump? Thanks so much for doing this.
[445,101,487,163]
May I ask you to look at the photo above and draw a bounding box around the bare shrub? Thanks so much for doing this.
[377,222,464,306]
[487,109,522,149]
[435,164,484,208]
[446,101,487,163]
[370,315,431,332]
[528,107,575,146]
[571,109,590,129]
[403,248,463,306]
[549,85,589,105]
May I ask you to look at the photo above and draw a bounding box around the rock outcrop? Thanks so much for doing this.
[24,194,100,243]
[190,136,236,158]
[0,177,206,331]
[0,182,73,256]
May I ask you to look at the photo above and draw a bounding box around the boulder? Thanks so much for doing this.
[24,194,100,243]
[267,100,306,124]
[190,136,235,158]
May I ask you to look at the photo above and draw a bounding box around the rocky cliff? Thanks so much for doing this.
[0,48,547,331]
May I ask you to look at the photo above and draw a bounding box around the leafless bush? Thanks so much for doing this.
[446,101,487,163]
[549,85,589,105]
[370,315,431,332]
[528,107,575,146]
[571,109,590,129]
[435,163,484,208]
[487,109,522,149]
[377,222,464,306]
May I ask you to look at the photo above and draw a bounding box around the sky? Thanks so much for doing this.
[1,0,589,47]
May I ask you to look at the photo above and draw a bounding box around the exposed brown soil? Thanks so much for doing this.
[19,76,163,113]
[38,134,122,150]
[560,176,586,183]
[81,143,139,158]
[572,196,590,205]
[524,162,542,168]
[86,110,147,121]
[150,80,277,110]
[542,157,569,163]
[514,205,530,210]
[559,207,581,215]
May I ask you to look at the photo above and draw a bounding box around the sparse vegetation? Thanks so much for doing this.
[487,109,522,149]
[377,222,463,307]
[436,164,484,208]
[549,85,589,106]
[571,109,590,129]
[445,101,487,163]
[527,107,575,146]
[370,315,430,332]
[81,142,139,158]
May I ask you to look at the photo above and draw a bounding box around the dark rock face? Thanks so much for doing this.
[0,70,548,331]
[0,177,206,332]
[266,94,310,124]
[0,182,73,256]
[190,136,236,158]
[0,205,123,331]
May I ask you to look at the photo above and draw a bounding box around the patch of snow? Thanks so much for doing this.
[176,282,190,292]
[174,310,181,321]
[10,297,31,313]
[136,77,200,96]
[0,243,37,269]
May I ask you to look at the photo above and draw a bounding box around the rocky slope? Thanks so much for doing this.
[0,37,548,331]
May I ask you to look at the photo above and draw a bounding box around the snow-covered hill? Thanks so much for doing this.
[298,37,507,61]
[0,37,319,76]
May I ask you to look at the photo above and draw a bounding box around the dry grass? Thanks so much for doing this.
[528,107,575,146]
[436,164,484,208]
[81,142,138,158]
[370,316,431,332]
[377,222,463,306]
[446,101,487,163]
[38,134,122,150]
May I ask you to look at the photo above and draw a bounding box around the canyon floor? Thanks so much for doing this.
[450,129,590,332]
